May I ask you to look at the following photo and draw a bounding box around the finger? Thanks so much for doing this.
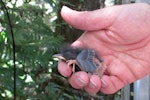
[58,61,72,77]
[84,75,101,94]
[61,6,119,31]
[100,75,125,94]
[69,71,89,89]
[71,41,84,48]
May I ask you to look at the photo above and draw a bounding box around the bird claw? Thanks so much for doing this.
[66,60,77,73]
[94,63,106,78]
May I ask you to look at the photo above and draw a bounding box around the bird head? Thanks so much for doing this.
[53,45,83,61]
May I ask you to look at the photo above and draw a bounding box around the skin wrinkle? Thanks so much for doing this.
[80,30,149,56]
[101,75,124,93]
[106,28,149,46]
[117,55,138,83]
[105,51,139,84]
[115,51,149,80]
[110,6,150,44]
[97,28,150,54]
[125,33,150,46]
[107,37,150,53]
[101,6,122,31]
[104,30,123,45]
[125,51,147,63]
[104,6,123,33]
[110,76,125,91]
[107,76,118,92]
[124,41,150,65]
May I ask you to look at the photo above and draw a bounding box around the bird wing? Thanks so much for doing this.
[76,49,99,73]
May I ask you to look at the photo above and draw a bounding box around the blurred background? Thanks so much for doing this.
[0,0,142,100]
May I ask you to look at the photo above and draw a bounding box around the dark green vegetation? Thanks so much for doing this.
[0,0,121,100]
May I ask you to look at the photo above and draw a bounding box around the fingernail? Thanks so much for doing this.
[61,6,72,14]
[89,78,97,88]
[62,6,69,10]
[75,78,87,87]
[101,79,107,87]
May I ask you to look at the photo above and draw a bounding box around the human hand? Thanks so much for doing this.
[58,3,150,94]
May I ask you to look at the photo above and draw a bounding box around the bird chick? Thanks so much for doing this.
[53,45,106,77]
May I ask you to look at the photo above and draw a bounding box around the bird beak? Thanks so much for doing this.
[52,54,66,60]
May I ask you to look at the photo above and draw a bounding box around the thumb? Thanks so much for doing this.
[61,6,119,31]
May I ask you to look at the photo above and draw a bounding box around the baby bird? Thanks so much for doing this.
[53,45,106,77]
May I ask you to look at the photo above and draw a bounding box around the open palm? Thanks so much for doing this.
[58,3,150,94]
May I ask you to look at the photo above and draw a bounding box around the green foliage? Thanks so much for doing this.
[0,1,64,99]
